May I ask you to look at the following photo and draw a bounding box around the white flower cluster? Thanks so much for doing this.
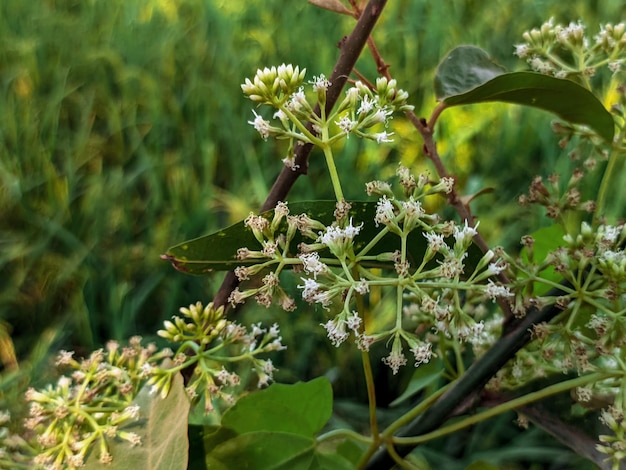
[514,19,626,78]
[231,167,513,376]
[241,65,413,168]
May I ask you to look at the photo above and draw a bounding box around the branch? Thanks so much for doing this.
[212,0,389,309]
[519,403,612,470]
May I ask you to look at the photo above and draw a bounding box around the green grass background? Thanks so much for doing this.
[1,0,625,467]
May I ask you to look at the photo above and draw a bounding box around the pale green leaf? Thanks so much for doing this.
[84,372,190,469]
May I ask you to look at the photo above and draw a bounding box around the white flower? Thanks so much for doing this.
[439,254,465,279]
[424,232,446,252]
[354,280,369,295]
[371,107,392,124]
[55,350,75,366]
[357,95,375,115]
[346,311,362,332]
[299,252,327,278]
[598,224,623,245]
[336,116,356,135]
[609,60,623,74]
[382,349,407,375]
[440,177,454,194]
[248,110,271,139]
[321,318,349,347]
[365,180,392,196]
[402,197,424,219]
[282,156,299,171]
[345,86,360,101]
[487,259,508,276]
[410,342,433,366]
[298,278,333,307]
[485,280,514,301]
[298,277,321,301]
[273,109,287,121]
[453,220,479,246]
[600,250,625,265]
[373,131,394,143]
[514,43,531,58]
[318,218,363,257]
[556,21,585,45]
[288,87,307,111]
[375,195,396,227]
[311,74,331,93]
[356,334,375,351]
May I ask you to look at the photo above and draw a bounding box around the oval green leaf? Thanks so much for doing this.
[163,201,483,275]
[434,46,614,142]
[442,71,615,142]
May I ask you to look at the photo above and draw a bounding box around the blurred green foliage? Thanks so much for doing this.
[0,0,625,465]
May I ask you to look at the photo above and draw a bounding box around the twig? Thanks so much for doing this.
[519,403,612,470]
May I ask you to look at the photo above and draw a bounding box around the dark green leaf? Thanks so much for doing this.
[434,45,506,99]
[164,201,336,273]
[164,201,483,275]
[442,72,615,142]
[203,379,353,470]
[389,359,443,407]
[434,46,615,142]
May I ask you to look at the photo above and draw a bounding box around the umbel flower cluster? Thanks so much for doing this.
[492,221,626,466]
[494,222,626,386]
[236,64,514,374]
[152,301,285,411]
[23,303,282,468]
[229,167,514,374]
[24,337,157,468]
[241,63,414,170]
[514,19,626,79]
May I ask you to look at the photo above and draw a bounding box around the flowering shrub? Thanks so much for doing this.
[8,3,626,470]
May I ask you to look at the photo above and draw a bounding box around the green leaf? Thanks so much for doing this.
[389,359,443,407]
[205,432,354,470]
[203,379,353,470]
[164,201,337,273]
[465,461,500,470]
[446,72,614,142]
[221,377,333,437]
[521,224,565,296]
[164,201,483,275]
[434,45,506,99]
[435,46,615,142]
[84,372,190,470]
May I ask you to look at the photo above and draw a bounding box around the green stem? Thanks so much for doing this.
[354,225,392,259]
[322,144,345,202]
[279,105,322,145]
[392,371,612,446]
[356,293,381,469]
[317,428,373,445]
[596,140,623,220]
[382,383,451,436]
[362,350,379,440]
